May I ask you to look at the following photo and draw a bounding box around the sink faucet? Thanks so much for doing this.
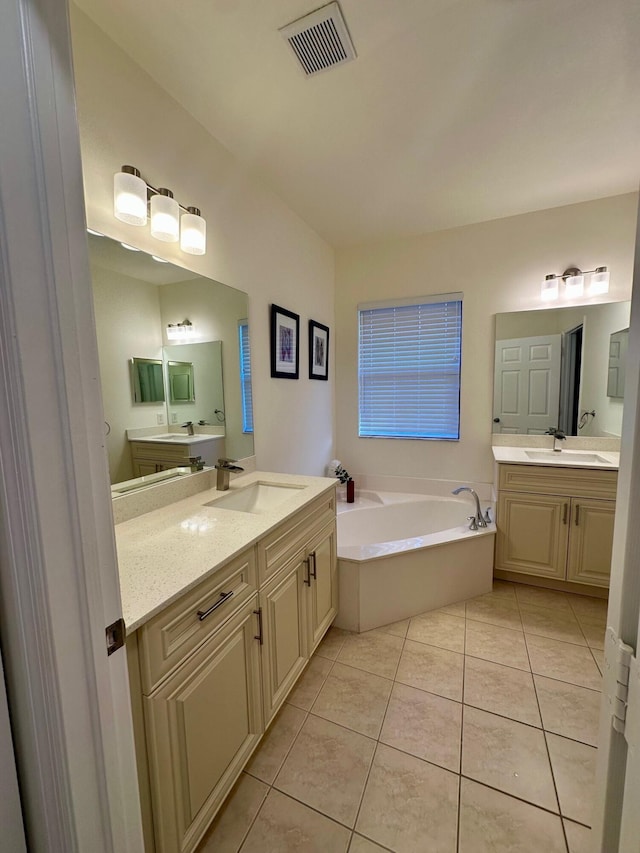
[215,458,244,491]
[452,486,488,528]
[181,421,195,436]
[545,427,566,452]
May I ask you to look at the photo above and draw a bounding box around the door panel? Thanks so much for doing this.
[493,335,561,433]
[496,492,569,579]
[307,522,338,651]
[567,499,615,587]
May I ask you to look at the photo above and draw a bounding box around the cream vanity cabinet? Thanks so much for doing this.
[495,463,617,589]
[130,440,195,476]
[127,488,337,853]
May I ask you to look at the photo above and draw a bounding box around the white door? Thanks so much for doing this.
[591,199,640,852]
[493,335,561,434]
[0,1,143,850]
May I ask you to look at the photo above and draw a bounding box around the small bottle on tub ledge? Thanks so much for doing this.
[333,461,355,503]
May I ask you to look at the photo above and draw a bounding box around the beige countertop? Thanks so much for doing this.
[115,470,336,633]
[492,446,620,470]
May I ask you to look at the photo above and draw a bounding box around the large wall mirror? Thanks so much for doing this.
[493,301,630,438]
[89,234,254,483]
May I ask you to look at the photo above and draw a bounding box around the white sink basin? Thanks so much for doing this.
[141,434,221,443]
[525,450,611,465]
[205,482,305,514]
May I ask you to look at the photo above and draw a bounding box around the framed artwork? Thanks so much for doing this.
[309,320,330,380]
[270,304,300,379]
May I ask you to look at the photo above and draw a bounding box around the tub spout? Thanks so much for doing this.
[452,486,487,528]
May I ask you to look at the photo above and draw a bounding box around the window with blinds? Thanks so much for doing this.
[358,295,462,440]
[238,321,254,434]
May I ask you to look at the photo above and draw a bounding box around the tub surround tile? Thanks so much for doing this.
[356,744,459,853]
[196,772,267,852]
[316,626,350,660]
[520,605,587,646]
[461,706,557,811]
[525,634,602,691]
[337,632,404,680]
[464,620,531,671]
[465,597,523,631]
[563,820,592,853]
[458,778,567,853]
[286,656,333,711]
[463,657,541,727]
[380,682,462,772]
[240,789,351,853]
[311,663,393,738]
[407,611,466,653]
[546,733,597,826]
[246,704,307,784]
[534,676,601,746]
[274,715,375,828]
[396,640,464,702]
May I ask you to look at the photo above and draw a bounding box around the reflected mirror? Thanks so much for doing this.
[89,234,254,484]
[130,357,165,403]
[493,301,630,437]
[607,328,629,399]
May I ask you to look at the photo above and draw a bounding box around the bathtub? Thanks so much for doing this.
[334,490,495,632]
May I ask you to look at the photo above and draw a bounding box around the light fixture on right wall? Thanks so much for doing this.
[540,266,609,301]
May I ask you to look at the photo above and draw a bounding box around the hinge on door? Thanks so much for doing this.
[604,627,639,749]
[105,617,126,656]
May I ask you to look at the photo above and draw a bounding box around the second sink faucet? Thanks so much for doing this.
[545,427,566,452]
[181,421,195,436]
[452,486,488,528]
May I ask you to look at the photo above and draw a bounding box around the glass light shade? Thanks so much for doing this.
[589,267,610,296]
[564,274,584,298]
[150,190,179,242]
[541,275,559,302]
[166,322,195,340]
[113,169,147,226]
[180,209,207,255]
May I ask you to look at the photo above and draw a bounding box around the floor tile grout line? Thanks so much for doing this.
[518,594,570,852]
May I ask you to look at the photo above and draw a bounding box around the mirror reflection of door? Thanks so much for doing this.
[493,335,561,434]
[559,325,583,434]
[167,361,195,403]
[130,358,165,403]
[608,328,629,398]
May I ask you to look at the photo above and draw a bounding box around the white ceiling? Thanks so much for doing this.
[75,0,640,247]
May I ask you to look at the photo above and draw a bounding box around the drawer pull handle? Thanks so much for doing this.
[310,551,317,580]
[304,558,311,586]
[562,503,568,525]
[197,590,234,621]
[575,504,580,526]
[254,607,263,645]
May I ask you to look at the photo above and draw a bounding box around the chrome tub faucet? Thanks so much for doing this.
[452,486,488,529]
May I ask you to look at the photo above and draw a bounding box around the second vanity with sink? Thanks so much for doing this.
[492,446,619,593]
[116,470,338,853]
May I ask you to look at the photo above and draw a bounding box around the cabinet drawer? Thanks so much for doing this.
[139,547,257,693]
[258,490,336,584]
[498,463,618,500]
[130,441,191,463]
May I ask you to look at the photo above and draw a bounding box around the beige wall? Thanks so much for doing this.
[92,265,164,483]
[71,7,335,476]
[335,193,638,485]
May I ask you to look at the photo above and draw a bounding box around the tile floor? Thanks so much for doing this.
[198,581,606,853]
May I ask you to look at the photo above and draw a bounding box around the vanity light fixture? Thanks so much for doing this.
[166,319,196,341]
[152,255,169,264]
[113,165,207,254]
[540,266,609,301]
[120,242,141,252]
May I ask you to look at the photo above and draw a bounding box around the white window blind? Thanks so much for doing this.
[358,295,462,440]
[238,321,254,434]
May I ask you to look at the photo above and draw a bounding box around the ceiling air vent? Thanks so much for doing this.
[279,2,356,77]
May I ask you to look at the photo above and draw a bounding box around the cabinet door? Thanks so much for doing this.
[144,599,263,853]
[133,461,159,477]
[259,553,308,725]
[567,498,615,587]
[307,521,338,652]
[496,492,569,580]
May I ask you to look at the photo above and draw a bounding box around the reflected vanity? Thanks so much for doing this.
[88,234,254,488]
